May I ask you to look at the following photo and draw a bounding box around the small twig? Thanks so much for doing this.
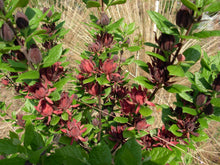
[149,85,161,101]
[97,94,102,142]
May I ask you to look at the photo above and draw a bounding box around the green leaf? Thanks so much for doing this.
[200,58,211,71]
[81,96,97,104]
[0,157,26,165]
[96,76,109,85]
[24,121,35,147]
[50,115,60,126]
[182,107,197,115]
[122,55,135,65]
[194,72,212,92]
[53,77,72,91]
[16,0,29,7]
[43,44,62,67]
[181,0,198,11]
[143,147,175,164]
[115,138,142,165]
[103,87,111,98]
[89,141,112,165]
[114,117,128,123]
[127,46,141,52]
[178,92,193,103]
[211,98,220,107]
[191,130,209,142]
[169,124,183,137]
[5,0,19,18]
[86,1,100,8]
[167,65,185,77]
[82,124,93,136]
[147,11,178,35]
[83,76,95,84]
[61,112,69,121]
[29,146,47,164]
[16,71,39,82]
[139,106,153,117]
[110,0,126,6]
[133,76,154,89]
[106,18,124,31]
[144,42,159,49]
[164,84,192,93]
[0,139,19,154]
[193,30,220,38]
[204,1,220,12]
[134,60,149,73]
[146,51,166,62]
[198,118,208,128]
[126,22,136,35]
[183,45,201,64]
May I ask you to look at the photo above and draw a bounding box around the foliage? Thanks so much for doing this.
[0,0,220,164]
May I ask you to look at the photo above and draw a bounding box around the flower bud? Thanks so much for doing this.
[100,12,110,26]
[92,118,99,126]
[28,45,42,64]
[212,74,220,92]
[0,23,15,41]
[158,33,175,51]
[0,0,4,12]
[43,7,52,18]
[204,103,214,115]
[196,94,206,106]
[15,11,29,29]
[177,54,185,62]
[102,109,109,117]
[125,38,130,45]
[176,5,194,29]
[113,55,119,61]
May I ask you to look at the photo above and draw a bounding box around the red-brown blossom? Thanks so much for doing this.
[84,82,102,96]
[109,125,126,150]
[120,98,135,114]
[40,62,65,83]
[176,5,194,29]
[1,79,9,86]
[28,46,42,64]
[152,125,179,151]
[61,119,87,144]
[43,7,52,18]
[35,99,54,125]
[16,113,25,127]
[102,59,117,75]
[25,82,55,104]
[79,59,95,74]
[134,118,150,131]
[129,86,155,113]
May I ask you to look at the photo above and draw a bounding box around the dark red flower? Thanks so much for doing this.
[204,103,214,115]
[79,59,95,74]
[109,125,126,150]
[88,41,102,53]
[115,86,128,99]
[35,99,54,125]
[120,98,135,114]
[84,82,102,96]
[134,118,150,131]
[16,113,25,127]
[0,22,15,42]
[54,92,79,116]
[129,86,155,113]
[138,134,154,150]
[61,119,87,144]
[96,33,114,48]
[152,125,179,151]
[25,82,55,104]
[102,59,117,75]
[40,62,65,83]
[157,33,175,51]
[1,54,11,62]
[15,11,29,29]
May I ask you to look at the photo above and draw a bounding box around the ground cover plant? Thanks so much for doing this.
[0,0,220,164]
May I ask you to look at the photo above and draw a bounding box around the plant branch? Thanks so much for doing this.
[171,23,194,64]
[149,85,161,101]
[97,94,102,142]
